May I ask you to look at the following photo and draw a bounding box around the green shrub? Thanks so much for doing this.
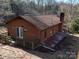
[68,18,79,33]
[0,34,15,45]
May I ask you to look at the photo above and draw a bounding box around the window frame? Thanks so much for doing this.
[44,31,47,38]
[16,27,23,39]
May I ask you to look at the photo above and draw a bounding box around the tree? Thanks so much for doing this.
[10,0,27,15]
[10,0,19,15]
[58,0,79,33]
[69,18,79,33]
[44,0,58,14]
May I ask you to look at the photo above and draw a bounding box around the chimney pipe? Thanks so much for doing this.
[60,12,65,22]
[59,12,65,32]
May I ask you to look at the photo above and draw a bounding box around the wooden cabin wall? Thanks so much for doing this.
[40,23,62,42]
[6,17,41,49]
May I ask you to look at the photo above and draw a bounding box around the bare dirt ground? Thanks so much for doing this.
[0,44,43,59]
[0,44,30,59]
[0,34,79,59]
[26,34,79,59]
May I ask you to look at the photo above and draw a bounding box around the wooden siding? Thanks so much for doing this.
[7,17,40,40]
[40,23,62,42]
[6,17,62,48]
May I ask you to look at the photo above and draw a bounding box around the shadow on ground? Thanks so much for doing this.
[13,34,79,59]
[24,34,79,59]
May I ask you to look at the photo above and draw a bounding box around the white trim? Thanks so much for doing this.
[16,27,23,39]
[19,27,23,39]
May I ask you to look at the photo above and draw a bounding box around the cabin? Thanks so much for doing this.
[6,13,64,49]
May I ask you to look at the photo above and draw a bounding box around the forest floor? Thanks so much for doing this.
[0,43,43,59]
[27,34,79,59]
[0,32,79,59]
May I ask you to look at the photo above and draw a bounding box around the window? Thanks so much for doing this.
[16,27,23,39]
[50,31,53,36]
[44,31,46,38]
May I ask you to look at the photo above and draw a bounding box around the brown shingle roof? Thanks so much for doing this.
[35,15,61,26]
[21,15,48,30]
[20,15,61,30]
[6,15,61,30]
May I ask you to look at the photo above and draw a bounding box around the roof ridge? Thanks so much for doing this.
[21,15,48,30]
[29,15,48,27]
